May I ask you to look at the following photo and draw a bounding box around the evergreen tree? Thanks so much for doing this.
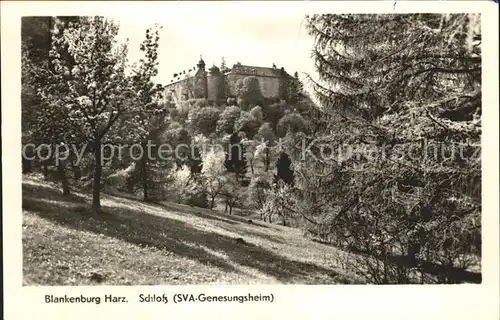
[301,13,481,282]
[220,56,229,73]
[283,74,303,104]
[273,152,294,187]
[224,132,247,180]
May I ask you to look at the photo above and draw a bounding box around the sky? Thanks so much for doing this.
[113,12,317,89]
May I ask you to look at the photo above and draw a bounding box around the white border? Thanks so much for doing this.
[2,2,499,319]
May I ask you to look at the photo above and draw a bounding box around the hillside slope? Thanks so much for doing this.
[22,176,362,285]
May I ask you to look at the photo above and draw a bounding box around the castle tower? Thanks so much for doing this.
[207,64,225,103]
[196,55,208,99]
[197,55,206,71]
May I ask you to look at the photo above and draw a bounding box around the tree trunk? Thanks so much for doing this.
[141,156,149,202]
[22,157,32,174]
[264,147,270,172]
[92,141,102,211]
[57,160,70,195]
[407,242,420,264]
[126,176,134,193]
[72,162,82,180]
[407,226,424,264]
[210,196,215,210]
[42,163,49,179]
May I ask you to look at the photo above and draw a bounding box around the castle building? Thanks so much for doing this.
[164,56,296,105]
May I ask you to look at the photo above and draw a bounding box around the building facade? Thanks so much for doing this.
[164,57,296,105]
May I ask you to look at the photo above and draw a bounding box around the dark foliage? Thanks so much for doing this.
[273,152,295,187]
[224,133,248,179]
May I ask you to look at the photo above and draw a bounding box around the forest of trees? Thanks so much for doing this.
[22,14,482,284]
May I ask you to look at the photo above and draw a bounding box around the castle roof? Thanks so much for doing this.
[167,69,198,86]
[209,64,220,74]
[227,64,282,77]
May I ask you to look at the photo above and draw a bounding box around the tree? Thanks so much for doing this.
[247,171,273,216]
[220,56,230,73]
[249,105,264,123]
[22,16,80,67]
[200,147,227,209]
[226,97,237,106]
[274,152,294,187]
[160,121,191,168]
[40,17,133,211]
[262,100,287,131]
[282,74,303,104]
[188,106,221,136]
[171,164,192,202]
[257,122,275,142]
[235,111,260,138]
[170,164,207,207]
[22,17,53,141]
[192,98,209,109]
[222,174,244,215]
[255,122,276,172]
[216,105,241,134]
[23,44,75,194]
[276,112,308,137]
[303,13,481,283]
[260,180,296,226]
[235,76,264,109]
[114,25,167,202]
[22,17,82,191]
[224,132,247,180]
[167,132,210,209]
[241,138,258,174]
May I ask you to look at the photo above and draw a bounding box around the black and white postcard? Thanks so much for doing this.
[2,1,499,319]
